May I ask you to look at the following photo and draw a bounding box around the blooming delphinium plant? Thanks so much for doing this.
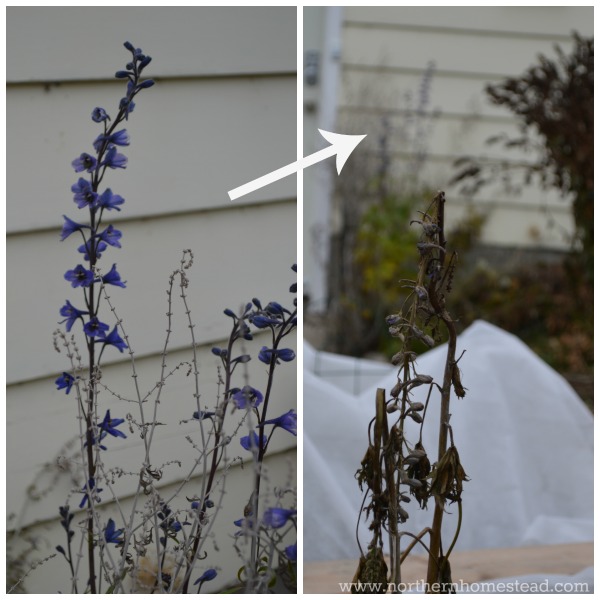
[40,42,297,594]
[232,290,298,593]
[176,267,298,594]
[353,192,468,593]
[53,41,154,594]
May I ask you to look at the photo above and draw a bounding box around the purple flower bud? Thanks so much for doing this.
[91,107,109,122]
[194,568,217,586]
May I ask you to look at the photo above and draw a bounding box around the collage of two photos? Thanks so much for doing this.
[6,5,593,595]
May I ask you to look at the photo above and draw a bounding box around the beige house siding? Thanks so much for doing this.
[303,6,592,308]
[7,7,296,593]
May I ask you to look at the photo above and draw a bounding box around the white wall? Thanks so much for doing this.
[6,6,297,593]
[303,6,593,308]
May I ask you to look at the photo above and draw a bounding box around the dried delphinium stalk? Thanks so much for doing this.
[354,191,468,594]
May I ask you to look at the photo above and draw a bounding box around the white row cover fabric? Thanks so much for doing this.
[304,321,593,567]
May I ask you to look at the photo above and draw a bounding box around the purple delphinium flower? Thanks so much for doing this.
[72,153,97,173]
[97,188,125,211]
[91,107,109,123]
[98,224,122,248]
[59,300,88,332]
[64,264,94,288]
[263,507,296,529]
[83,317,110,338]
[93,129,130,152]
[71,178,98,210]
[104,518,124,544]
[101,264,126,288]
[194,569,217,586]
[79,478,102,509]
[84,430,108,451]
[60,215,89,241]
[55,372,76,394]
[120,96,135,119]
[264,301,286,315]
[250,315,280,328]
[98,326,128,352]
[258,347,295,365]
[102,145,127,169]
[233,516,255,536]
[240,431,267,452]
[231,385,263,410]
[98,410,127,439]
[78,239,108,261]
[260,409,297,436]
[285,542,297,562]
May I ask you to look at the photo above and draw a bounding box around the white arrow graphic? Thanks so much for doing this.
[228,129,367,201]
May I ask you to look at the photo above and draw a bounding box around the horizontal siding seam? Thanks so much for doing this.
[7,446,297,532]
[7,197,297,238]
[339,105,514,125]
[6,70,297,88]
[355,147,545,168]
[342,62,526,83]
[350,192,571,214]
[7,326,297,388]
[343,19,580,42]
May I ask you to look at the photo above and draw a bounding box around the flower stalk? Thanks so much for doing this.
[354,191,468,594]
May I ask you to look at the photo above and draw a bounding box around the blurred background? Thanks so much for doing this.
[303,6,593,408]
[6,7,296,592]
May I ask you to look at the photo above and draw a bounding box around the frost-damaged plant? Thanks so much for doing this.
[353,192,468,594]
[451,34,593,280]
[20,42,298,594]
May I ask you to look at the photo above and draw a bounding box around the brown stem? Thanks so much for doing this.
[425,193,457,590]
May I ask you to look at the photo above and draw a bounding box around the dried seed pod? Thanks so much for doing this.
[386,403,399,414]
[391,351,417,366]
[399,493,411,503]
[388,327,405,342]
[409,402,425,412]
[410,325,435,348]
[391,352,403,366]
[398,506,410,523]
[409,411,423,423]
[414,374,434,385]
[403,455,421,466]
[422,334,435,348]
[390,381,402,398]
